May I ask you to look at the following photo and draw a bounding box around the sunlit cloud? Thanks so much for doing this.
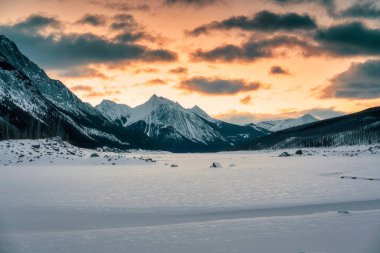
[240,95,252,104]
[169,67,188,75]
[144,78,167,86]
[164,0,223,7]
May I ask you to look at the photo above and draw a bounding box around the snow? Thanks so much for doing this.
[257,114,319,132]
[0,139,380,253]
[96,95,223,143]
[95,100,131,125]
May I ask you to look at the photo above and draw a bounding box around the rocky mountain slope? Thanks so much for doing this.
[0,35,133,149]
[96,96,269,152]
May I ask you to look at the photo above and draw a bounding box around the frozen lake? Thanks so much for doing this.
[0,139,380,253]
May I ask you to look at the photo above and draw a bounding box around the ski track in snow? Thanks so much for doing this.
[0,139,380,253]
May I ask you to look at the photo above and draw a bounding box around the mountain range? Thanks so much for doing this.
[254,114,319,132]
[0,34,379,152]
[0,35,268,152]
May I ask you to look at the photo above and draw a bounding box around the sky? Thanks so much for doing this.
[0,0,380,124]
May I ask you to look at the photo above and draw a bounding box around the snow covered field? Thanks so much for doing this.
[0,139,380,253]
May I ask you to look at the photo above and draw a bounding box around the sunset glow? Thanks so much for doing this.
[1,0,379,124]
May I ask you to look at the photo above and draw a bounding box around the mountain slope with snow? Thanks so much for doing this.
[256,114,319,132]
[0,35,130,149]
[245,107,380,150]
[96,95,269,151]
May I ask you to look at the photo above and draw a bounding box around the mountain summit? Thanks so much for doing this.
[256,114,319,132]
[95,96,269,151]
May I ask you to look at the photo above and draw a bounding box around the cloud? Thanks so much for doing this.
[269,0,335,15]
[322,59,380,99]
[70,85,93,92]
[191,35,320,62]
[270,65,290,75]
[86,90,121,98]
[90,1,150,12]
[192,21,380,63]
[114,31,146,43]
[76,14,107,26]
[240,95,252,104]
[0,15,177,68]
[134,68,159,74]
[14,14,61,31]
[315,22,380,56]
[178,76,263,95]
[341,1,380,19]
[187,11,317,36]
[110,14,138,31]
[144,78,167,86]
[169,67,188,74]
[58,67,110,79]
[164,0,221,7]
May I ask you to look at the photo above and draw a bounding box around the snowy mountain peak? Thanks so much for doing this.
[256,114,319,132]
[301,114,318,121]
[189,105,218,123]
[95,100,132,126]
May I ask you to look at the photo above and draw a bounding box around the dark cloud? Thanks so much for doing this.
[14,14,61,31]
[178,76,262,95]
[58,67,110,79]
[110,14,138,31]
[0,15,177,68]
[191,35,320,62]
[114,31,146,43]
[341,1,380,19]
[164,0,221,7]
[270,0,335,15]
[322,59,380,99]
[187,11,317,36]
[315,22,380,56]
[90,1,150,12]
[169,67,188,74]
[76,14,107,26]
[270,65,290,75]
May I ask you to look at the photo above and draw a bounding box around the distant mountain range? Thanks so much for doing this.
[244,107,380,150]
[1,35,379,152]
[254,114,319,132]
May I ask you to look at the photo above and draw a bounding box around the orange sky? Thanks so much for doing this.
[0,0,379,124]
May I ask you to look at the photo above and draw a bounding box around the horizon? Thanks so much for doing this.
[0,0,379,124]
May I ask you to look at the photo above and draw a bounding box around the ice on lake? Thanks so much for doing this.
[0,139,380,253]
